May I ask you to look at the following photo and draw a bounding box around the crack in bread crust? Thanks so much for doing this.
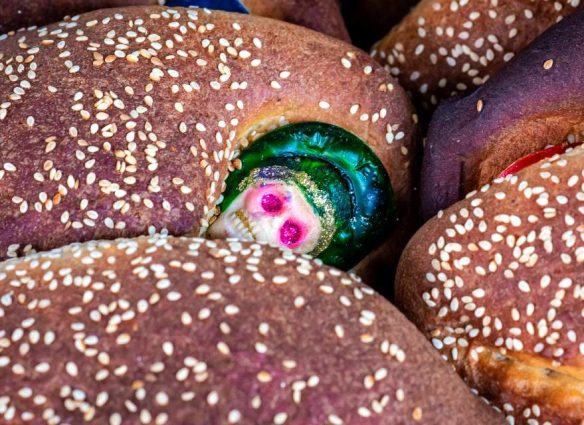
[462,344,584,424]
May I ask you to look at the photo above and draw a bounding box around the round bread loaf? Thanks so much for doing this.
[420,10,584,219]
[0,235,503,424]
[396,144,584,424]
[0,0,350,41]
[0,6,416,274]
[371,0,584,111]
[0,0,158,33]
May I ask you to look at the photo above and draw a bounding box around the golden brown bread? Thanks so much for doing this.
[396,144,584,424]
[371,0,584,111]
[0,6,416,282]
[0,235,503,424]
[0,0,349,41]
[465,348,584,423]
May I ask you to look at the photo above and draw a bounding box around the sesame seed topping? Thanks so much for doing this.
[476,99,484,113]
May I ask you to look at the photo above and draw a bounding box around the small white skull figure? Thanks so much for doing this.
[209,181,322,254]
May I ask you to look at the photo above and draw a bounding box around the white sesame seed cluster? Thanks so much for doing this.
[371,0,583,110]
[419,8,584,220]
[0,235,501,424]
[0,0,351,42]
[397,144,584,423]
[0,6,415,261]
[4,2,584,424]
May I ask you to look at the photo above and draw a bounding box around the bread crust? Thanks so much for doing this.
[371,0,584,111]
[243,0,350,41]
[421,10,584,219]
[0,0,349,41]
[0,6,416,268]
[0,235,502,424]
[0,0,158,33]
[396,145,584,424]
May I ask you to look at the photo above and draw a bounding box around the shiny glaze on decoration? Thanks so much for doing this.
[209,123,395,269]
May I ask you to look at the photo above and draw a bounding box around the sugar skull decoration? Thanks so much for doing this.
[209,123,395,269]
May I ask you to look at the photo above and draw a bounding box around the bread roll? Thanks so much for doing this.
[0,0,158,33]
[0,235,503,424]
[0,0,350,41]
[421,10,584,219]
[242,0,350,41]
[396,145,584,424]
[0,6,416,274]
[371,0,583,111]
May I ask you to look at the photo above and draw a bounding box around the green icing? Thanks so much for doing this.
[219,122,396,269]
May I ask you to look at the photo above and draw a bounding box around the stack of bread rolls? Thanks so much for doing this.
[1,1,583,424]
[371,0,584,111]
[421,10,584,218]
[398,144,584,424]
[391,11,584,423]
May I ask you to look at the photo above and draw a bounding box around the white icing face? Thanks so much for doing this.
[209,181,322,254]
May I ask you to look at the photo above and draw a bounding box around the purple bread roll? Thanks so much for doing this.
[0,6,416,279]
[0,0,158,34]
[0,236,503,424]
[371,0,584,113]
[398,145,584,423]
[421,10,584,219]
[0,0,349,41]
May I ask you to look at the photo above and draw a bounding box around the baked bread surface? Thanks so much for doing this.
[0,235,502,424]
[397,145,584,424]
[0,0,158,34]
[0,0,349,40]
[420,10,584,218]
[243,0,350,41]
[372,0,584,111]
[0,6,415,261]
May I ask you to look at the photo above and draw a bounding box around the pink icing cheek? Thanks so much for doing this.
[279,220,306,249]
[261,193,283,214]
[244,185,287,216]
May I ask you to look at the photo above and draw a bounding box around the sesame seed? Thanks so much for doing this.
[476,99,484,112]
[543,59,554,70]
